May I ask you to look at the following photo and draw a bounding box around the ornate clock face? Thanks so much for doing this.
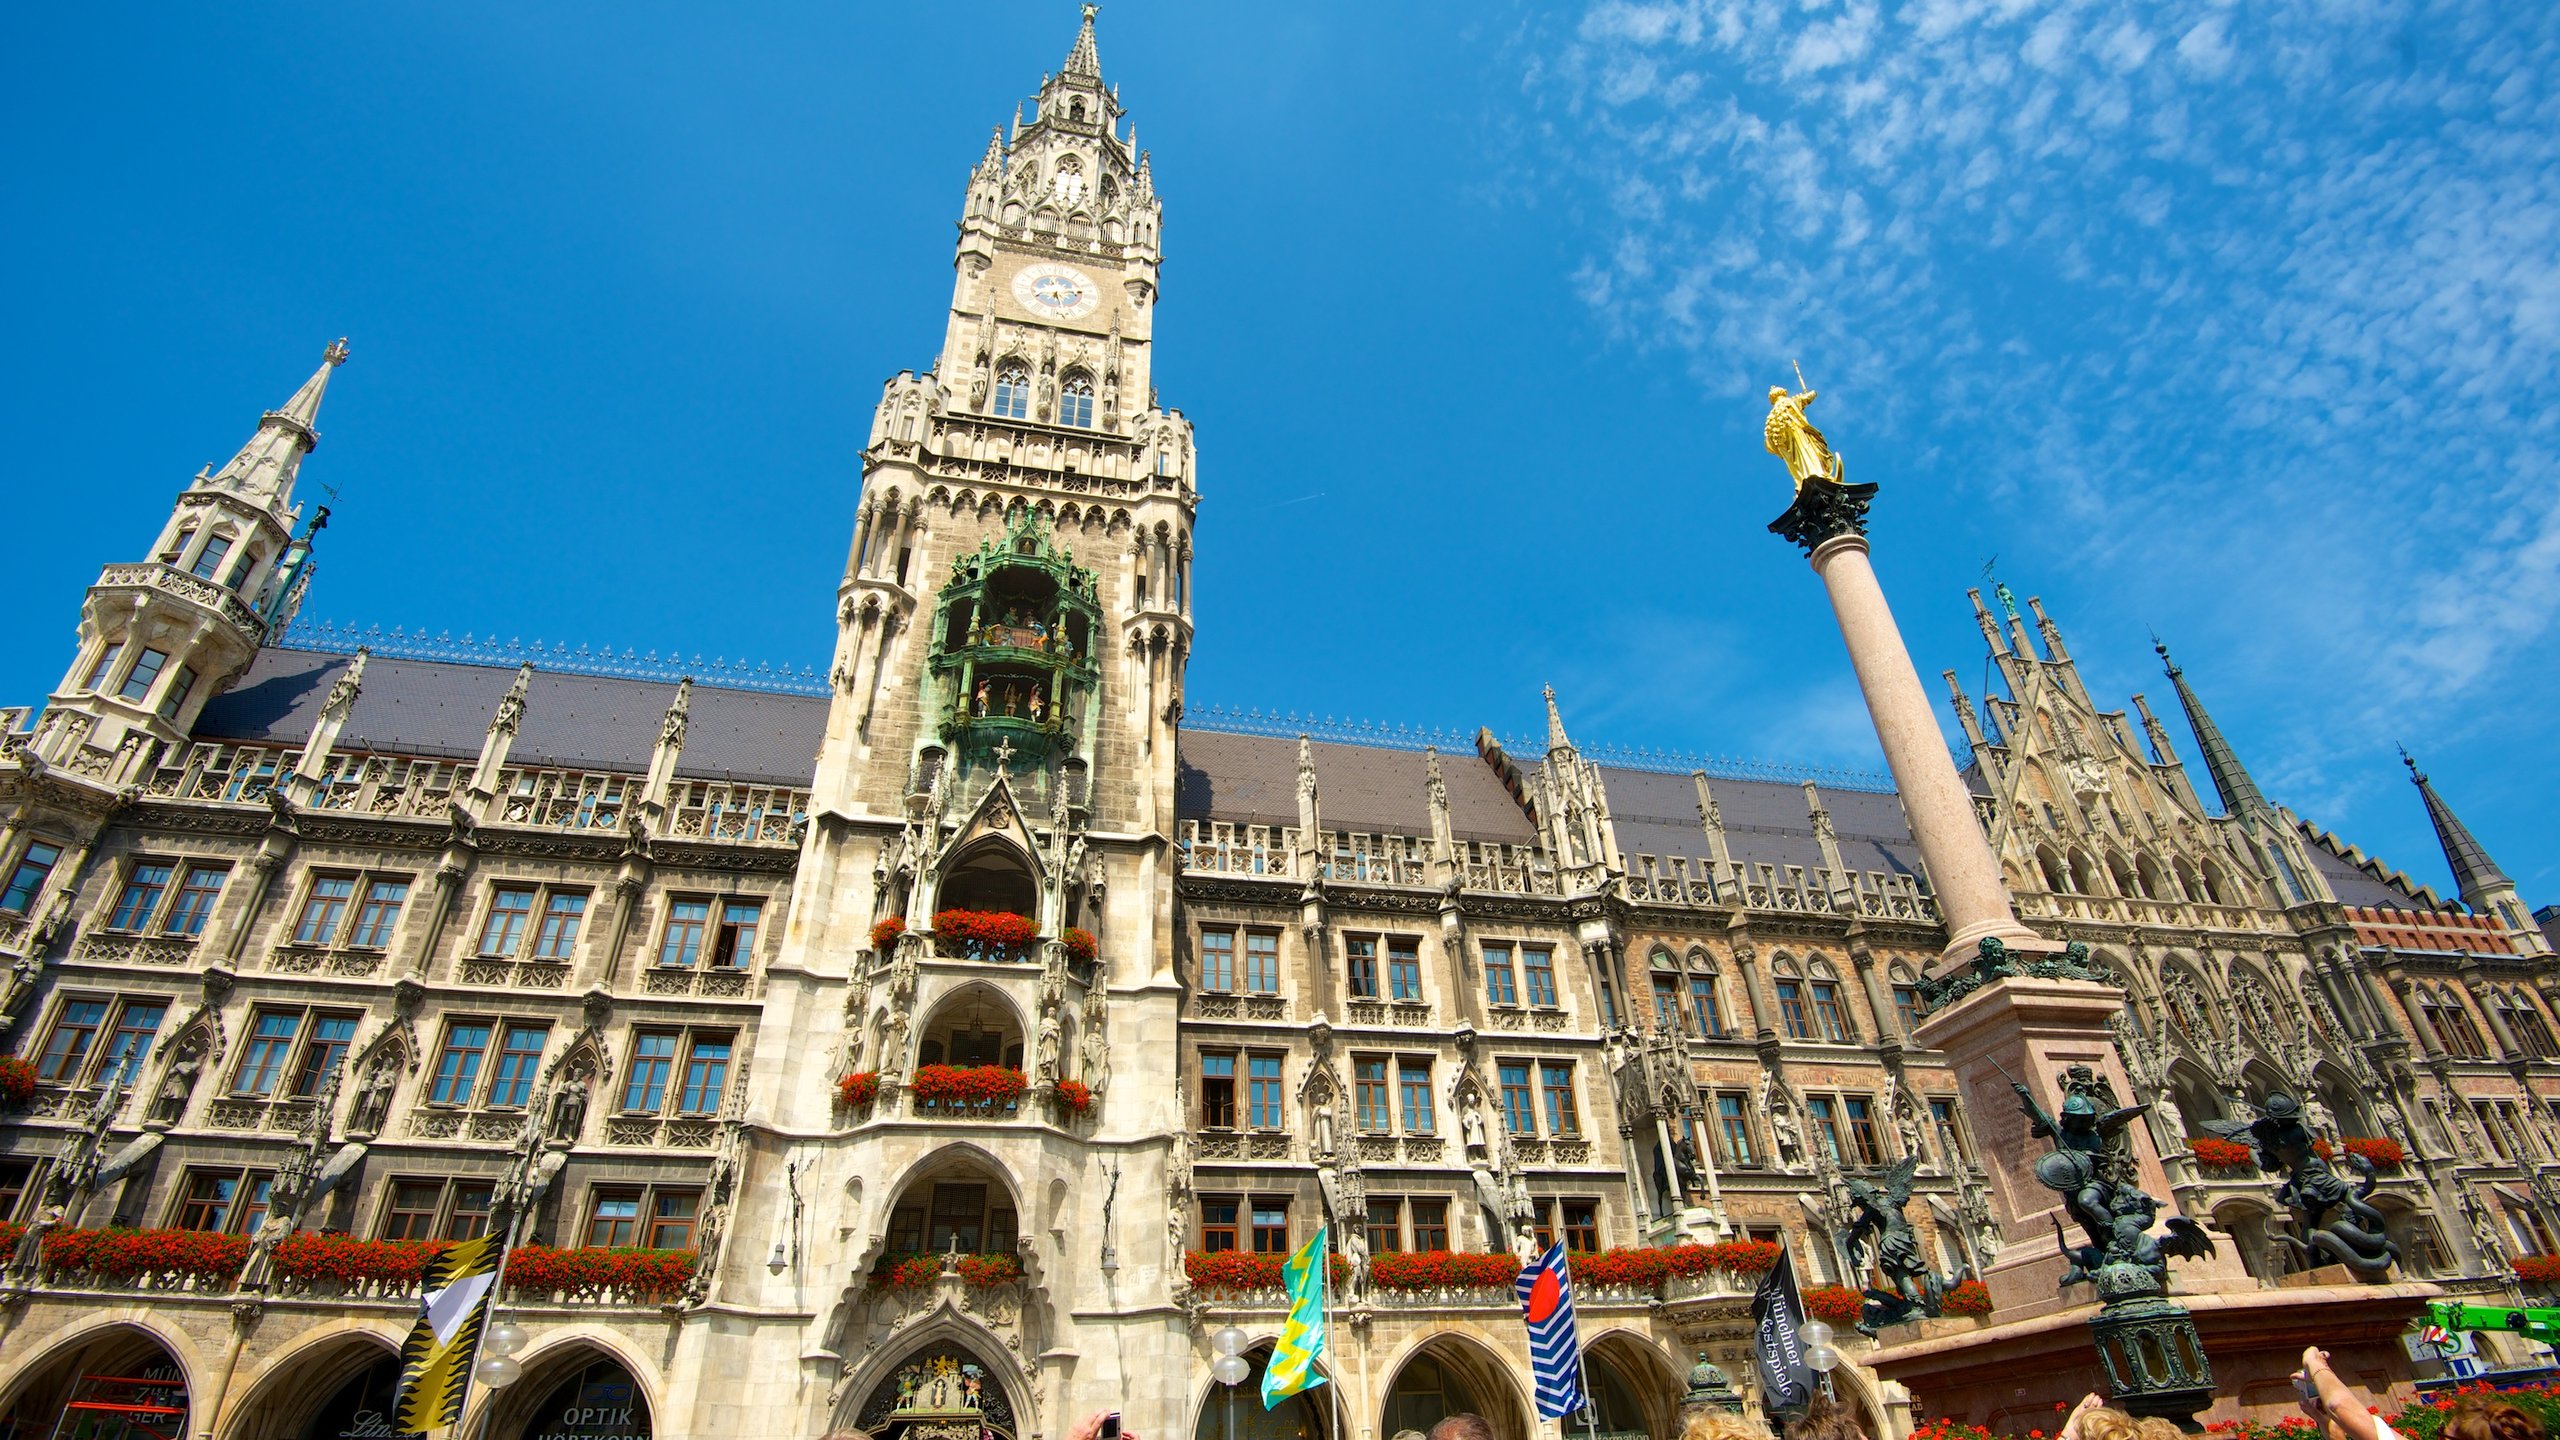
[1012,264,1101,321]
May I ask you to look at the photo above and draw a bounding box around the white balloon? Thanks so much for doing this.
[475,1354,524,1389]
[1211,1326,1249,1357]
[1211,1353,1253,1387]
[1805,1345,1840,1374]
[481,1320,527,1359]
[1799,1320,1834,1350]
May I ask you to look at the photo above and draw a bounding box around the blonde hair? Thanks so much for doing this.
[1682,1414,1775,1440]
[2072,1408,2143,1440]
[2132,1419,2184,1440]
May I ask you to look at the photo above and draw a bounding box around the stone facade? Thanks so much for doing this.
[0,13,2552,1440]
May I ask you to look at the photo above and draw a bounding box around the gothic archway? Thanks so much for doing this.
[1186,1342,1336,1440]
[0,1322,191,1439]
[854,1341,1023,1440]
[470,1339,657,1440]
[1378,1333,1530,1440]
[217,1327,403,1439]
[1586,1329,1685,1439]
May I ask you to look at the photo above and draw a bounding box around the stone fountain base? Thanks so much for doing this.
[1863,1270,2436,1433]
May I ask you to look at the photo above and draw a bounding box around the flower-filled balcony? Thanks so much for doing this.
[907,1064,1027,1119]
[0,1224,697,1309]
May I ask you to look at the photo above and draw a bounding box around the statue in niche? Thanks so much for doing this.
[547,1065,591,1144]
[350,1058,398,1134]
[1671,1134,1703,1195]
[151,1033,207,1126]
[1035,1010,1063,1084]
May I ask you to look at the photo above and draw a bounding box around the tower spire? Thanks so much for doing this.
[202,338,349,511]
[1063,3,1102,78]
[1543,684,1575,754]
[2401,746,2515,906]
[2156,640,2269,823]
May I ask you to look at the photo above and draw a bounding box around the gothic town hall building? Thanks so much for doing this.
[0,14,2551,1440]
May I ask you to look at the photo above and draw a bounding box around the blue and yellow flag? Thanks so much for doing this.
[1260,1227,1329,1410]
[394,1231,506,1433]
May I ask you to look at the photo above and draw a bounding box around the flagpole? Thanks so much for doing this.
[463,1199,526,1440]
[1322,1225,1348,1440]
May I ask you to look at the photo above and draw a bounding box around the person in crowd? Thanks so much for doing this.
[1682,1411,1775,1440]
[1427,1416,1495,1440]
[2441,1393,2546,1440]
[1783,1392,1870,1440]
[1068,1411,1138,1440]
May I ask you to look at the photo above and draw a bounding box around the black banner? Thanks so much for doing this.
[1752,1245,1816,1420]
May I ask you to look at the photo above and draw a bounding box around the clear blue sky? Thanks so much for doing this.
[5,2,2554,904]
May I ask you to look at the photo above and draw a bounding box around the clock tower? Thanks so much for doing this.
[735,7,1202,1436]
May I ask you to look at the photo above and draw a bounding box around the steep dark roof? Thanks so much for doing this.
[1175,730,1536,845]
[192,649,827,787]
[2295,818,2437,911]
[1600,767,1925,881]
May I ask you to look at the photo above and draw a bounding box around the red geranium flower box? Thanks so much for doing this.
[274,1233,450,1288]
[1183,1249,1352,1294]
[910,1064,1026,1108]
[1802,1284,1866,1326]
[956,1251,1024,1288]
[1052,1078,1093,1114]
[1368,1250,1522,1291]
[870,916,907,952]
[933,909,1038,960]
[2344,1136,2406,1169]
[2514,1254,2560,1285]
[837,1071,881,1109]
[1941,1278,1993,1316]
[2188,1135,2256,1171]
[1062,928,1097,963]
[872,1254,943,1292]
[502,1245,696,1300]
[0,1056,36,1108]
[44,1226,250,1284]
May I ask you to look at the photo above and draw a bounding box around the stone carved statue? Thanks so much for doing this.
[1035,1010,1063,1085]
[2202,1092,2397,1275]
[151,1033,207,1126]
[1670,1134,1703,1196]
[547,1065,591,1144]
[350,1058,398,1135]
[1763,367,1843,493]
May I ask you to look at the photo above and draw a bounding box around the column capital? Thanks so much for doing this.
[1769,478,1880,557]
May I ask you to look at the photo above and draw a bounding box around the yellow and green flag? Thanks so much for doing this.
[1261,1227,1330,1410]
[394,1231,506,1433]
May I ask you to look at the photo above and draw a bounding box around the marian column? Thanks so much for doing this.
[1758,379,2037,970]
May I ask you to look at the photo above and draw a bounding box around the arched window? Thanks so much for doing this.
[1771,958,1812,1041]
[1688,953,1729,1039]
[1059,371,1095,428]
[1888,963,1922,1036]
[2510,990,2560,1059]
[991,363,1030,420]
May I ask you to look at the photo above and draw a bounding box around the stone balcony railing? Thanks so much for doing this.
[1483,1004,1570,1033]
[1194,1129,1292,1161]
[144,745,809,848]
[94,562,265,634]
[1192,992,1289,1022]
[268,942,389,978]
[639,964,756,998]
[1343,998,1434,1029]
[456,956,575,990]
[74,932,201,968]
[1177,822,1559,897]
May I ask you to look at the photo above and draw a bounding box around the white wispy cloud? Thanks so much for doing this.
[1514,0,2560,835]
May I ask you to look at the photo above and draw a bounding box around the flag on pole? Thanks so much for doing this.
[394,1230,506,1433]
[1515,1241,1589,1419]
[1261,1227,1331,1410]
[1751,1243,1816,1420]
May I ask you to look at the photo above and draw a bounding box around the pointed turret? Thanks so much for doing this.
[2157,640,2270,824]
[202,338,348,511]
[2401,748,2516,909]
[1543,684,1574,756]
[1063,3,1102,79]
